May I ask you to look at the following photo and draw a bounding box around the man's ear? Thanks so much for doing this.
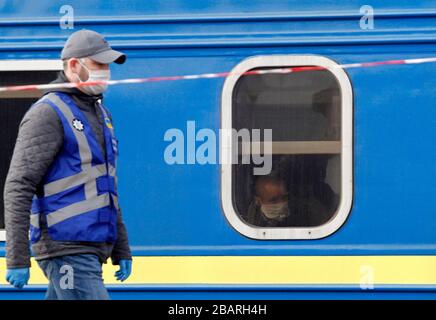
[254,196,261,206]
[68,58,80,74]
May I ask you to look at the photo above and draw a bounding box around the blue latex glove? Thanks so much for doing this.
[6,268,30,289]
[115,259,132,282]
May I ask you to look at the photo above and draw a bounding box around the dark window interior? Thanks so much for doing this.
[0,70,59,229]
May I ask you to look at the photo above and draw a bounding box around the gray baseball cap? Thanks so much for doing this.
[61,29,126,64]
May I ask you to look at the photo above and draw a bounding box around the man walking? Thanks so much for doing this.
[4,29,132,300]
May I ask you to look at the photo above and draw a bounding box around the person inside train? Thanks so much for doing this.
[245,154,338,227]
[246,175,291,227]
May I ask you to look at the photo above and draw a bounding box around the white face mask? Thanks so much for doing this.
[75,59,111,96]
[260,201,289,220]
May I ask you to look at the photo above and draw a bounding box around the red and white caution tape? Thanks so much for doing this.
[0,57,435,93]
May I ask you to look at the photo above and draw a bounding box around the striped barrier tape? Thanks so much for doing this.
[0,57,435,93]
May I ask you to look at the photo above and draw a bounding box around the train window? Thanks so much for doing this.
[0,60,61,241]
[221,55,353,240]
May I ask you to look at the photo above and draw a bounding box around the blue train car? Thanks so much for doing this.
[0,0,436,299]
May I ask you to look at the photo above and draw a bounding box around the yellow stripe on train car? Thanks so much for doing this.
[0,256,436,285]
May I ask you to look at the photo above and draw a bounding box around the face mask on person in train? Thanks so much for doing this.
[75,58,111,96]
[260,201,289,220]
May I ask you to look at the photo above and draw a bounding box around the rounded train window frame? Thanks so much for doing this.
[220,55,353,240]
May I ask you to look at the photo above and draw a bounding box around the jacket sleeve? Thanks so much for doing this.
[4,103,63,269]
[110,207,132,265]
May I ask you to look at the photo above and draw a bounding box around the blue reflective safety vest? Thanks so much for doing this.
[29,92,119,244]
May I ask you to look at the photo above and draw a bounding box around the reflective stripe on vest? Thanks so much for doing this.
[43,164,106,197]
[46,193,110,227]
[30,213,39,229]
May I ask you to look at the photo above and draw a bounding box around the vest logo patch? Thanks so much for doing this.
[104,117,113,129]
[72,118,84,132]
